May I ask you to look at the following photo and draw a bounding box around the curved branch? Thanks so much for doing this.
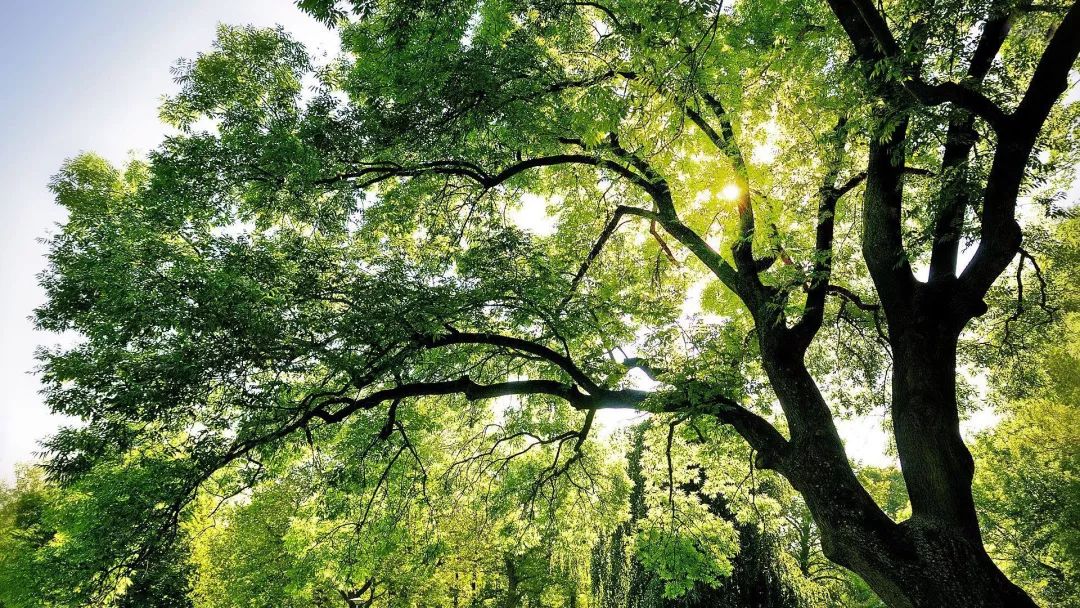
[424,331,604,394]
[654,390,790,467]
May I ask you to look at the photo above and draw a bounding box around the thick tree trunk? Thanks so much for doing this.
[788,440,1038,608]
[757,333,1038,608]
[841,316,1035,607]
[891,315,978,537]
[821,516,1036,608]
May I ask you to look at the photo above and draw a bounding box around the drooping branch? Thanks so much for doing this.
[826,284,882,313]
[1001,247,1059,343]
[423,330,605,394]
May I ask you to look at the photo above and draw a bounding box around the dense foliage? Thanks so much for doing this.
[2,0,1079,606]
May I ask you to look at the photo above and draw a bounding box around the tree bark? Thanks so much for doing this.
[754,316,1038,607]
[827,519,1037,608]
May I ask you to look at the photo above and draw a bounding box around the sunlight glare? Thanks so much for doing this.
[719,183,742,201]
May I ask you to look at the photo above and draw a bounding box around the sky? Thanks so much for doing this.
[0,0,339,482]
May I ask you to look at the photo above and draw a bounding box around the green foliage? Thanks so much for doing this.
[973,396,1080,607]
[0,467,54,608]
[10,0,1080,606]
[971,217,1080,607]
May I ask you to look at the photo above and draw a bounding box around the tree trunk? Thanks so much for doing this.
[823,518,1037,608]
[844,315,1035,607]
[892,313,979,539]
[503,556,521,608]
[786,438,1037,608]
[756,330,1039,608]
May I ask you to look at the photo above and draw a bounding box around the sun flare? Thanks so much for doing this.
[719,183,742,201]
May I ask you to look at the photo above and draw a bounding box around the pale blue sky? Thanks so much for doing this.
[0,0,339,481]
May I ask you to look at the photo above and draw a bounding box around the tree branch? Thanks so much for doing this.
[312,378,649,426]
[792,117,851,345]
[825,0,1009,130]
[929,0,1016,281]
[861,115,917,320]
[559,204,641,310]
[698,93,757,275]
[423,331,605,394]
[960,0,1080,307]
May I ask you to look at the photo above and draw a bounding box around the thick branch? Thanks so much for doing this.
[929,2,1016,281]
[664,393,790,466]
[961,0,1080,306]
[312,378,649,425]
[825,0,1009,130]
[322,154,604,191]
[1012,1,1080,132]
[862,116,917,320]
[424,331,604,394]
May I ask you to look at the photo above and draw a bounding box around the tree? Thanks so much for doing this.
[182,383,628,608]
[0,467,55,608]
[0,465,193,608]
[33,0,1080,606]
[970,216,1080,607]
[591,424,826,608]
[973,395,1080,607]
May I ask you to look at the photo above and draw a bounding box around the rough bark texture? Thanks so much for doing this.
[714,2,1080,605]
[753,328,1037,607]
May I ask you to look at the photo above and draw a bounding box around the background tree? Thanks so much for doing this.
[0,467,55,608]
[26,0,1080,606]
[970,215,1080,607]
[591,424,831,608]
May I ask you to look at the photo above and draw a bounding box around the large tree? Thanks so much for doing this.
[34,0,1079,606]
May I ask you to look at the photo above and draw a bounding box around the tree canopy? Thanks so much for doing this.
[4,0,1080,606]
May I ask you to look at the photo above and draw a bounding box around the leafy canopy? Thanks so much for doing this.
[18,0,1080,605]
